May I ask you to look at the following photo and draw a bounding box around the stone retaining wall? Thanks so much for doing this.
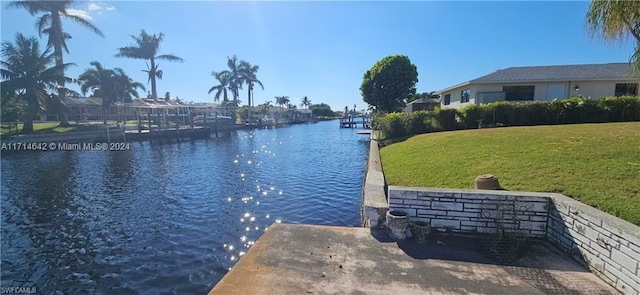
[388,187,549,237]
[386,186,640,295]
[547,194,639,295]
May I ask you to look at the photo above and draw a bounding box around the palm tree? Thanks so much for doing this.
[239,61,264,123]
[116,30,183,99]
[219,55,244,104]
[275,95,290,113]
[300,96,311,110]
[77,61,116,124]
[1,33,72,132]
[111,68,145,104]
[208,71,231,103]
[78,62,144,124]
[8,0,105,126]
[260,100,272,115]
[587,0,640,70]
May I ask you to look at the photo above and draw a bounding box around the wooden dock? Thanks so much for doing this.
[124,126,212,143]
[339,116,371,128]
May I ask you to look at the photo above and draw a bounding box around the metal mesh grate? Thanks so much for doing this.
[486,202,531,264]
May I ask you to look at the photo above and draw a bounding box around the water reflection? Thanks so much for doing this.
[1,120,368,293]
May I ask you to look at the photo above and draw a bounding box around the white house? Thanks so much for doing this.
[438,63,639,109]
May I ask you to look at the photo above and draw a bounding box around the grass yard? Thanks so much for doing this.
[380,122,640,225]
[0,122,99,136]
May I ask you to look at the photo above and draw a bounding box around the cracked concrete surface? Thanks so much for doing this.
[209,223,619,295]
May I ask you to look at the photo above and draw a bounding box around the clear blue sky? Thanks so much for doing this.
[1,1,635,112]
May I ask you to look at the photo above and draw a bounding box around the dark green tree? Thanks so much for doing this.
[1,33,73,132]
[309,103,334,117]
[78,62,144,123]
[8,0,105,126]
[360,55,418,113]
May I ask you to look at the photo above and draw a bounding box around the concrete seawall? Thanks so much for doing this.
[362,133,640,295]
[361,132,388,228]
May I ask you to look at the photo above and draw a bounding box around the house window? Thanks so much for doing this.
[615,83,638,96]
[444,94,451,105]
[503,86,535,101]
[461,89,471,103]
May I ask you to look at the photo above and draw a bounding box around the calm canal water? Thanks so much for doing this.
[1,120,369,294]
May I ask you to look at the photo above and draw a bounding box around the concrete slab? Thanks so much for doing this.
[210,223,618,295]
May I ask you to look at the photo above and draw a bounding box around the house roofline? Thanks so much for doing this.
[437,81,471,93]
[437,77,639,93]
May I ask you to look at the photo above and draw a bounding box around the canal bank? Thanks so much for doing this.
[210,130,639,294]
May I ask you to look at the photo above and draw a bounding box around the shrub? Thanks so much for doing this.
[598,96,640,122]
[377,112,409,139]
[371,96,640,140]
[460,104,486,128]
[433,107,459,131]
[406,110,436,135]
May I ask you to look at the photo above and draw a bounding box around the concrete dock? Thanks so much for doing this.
[209,223,618,295]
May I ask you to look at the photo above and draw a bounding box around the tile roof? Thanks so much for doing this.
[471,63,639,83]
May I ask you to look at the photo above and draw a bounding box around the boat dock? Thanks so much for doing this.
[340,116,371,128]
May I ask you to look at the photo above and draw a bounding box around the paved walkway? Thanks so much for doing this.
[210,223,618,295]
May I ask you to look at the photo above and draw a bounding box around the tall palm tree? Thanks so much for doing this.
[116,30,183,99]
[300,96,311,110]
[587,0,640,71]
[208,71,231,103]
[239,61,264,123]
[1,33,72,132]
[8,0,104,126]
[220,55,244,104]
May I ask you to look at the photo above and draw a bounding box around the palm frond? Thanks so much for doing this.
[156,54,183,62]
[64,13,104,38]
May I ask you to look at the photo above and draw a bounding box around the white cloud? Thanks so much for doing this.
[86,2,116,13]
[65,2,115,19]
[65,8,92,20]
[87,3,101,11]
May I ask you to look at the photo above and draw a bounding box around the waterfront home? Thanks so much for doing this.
[403,97,440,113]
[438,63,639,109]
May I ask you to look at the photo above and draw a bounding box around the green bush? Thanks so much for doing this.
[372,96,640,140]
[405,110,436,135]
[433,107,459,131]
[377,112,409,139]
[460,104,486,128]
[597,96,640,122]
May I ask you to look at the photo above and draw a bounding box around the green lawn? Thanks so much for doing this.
[0,122,99,136]
[380,122,640,225]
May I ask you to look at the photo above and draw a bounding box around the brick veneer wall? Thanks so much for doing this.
[386,186,640,295]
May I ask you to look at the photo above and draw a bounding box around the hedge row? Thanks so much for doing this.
[376,96,640,139]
